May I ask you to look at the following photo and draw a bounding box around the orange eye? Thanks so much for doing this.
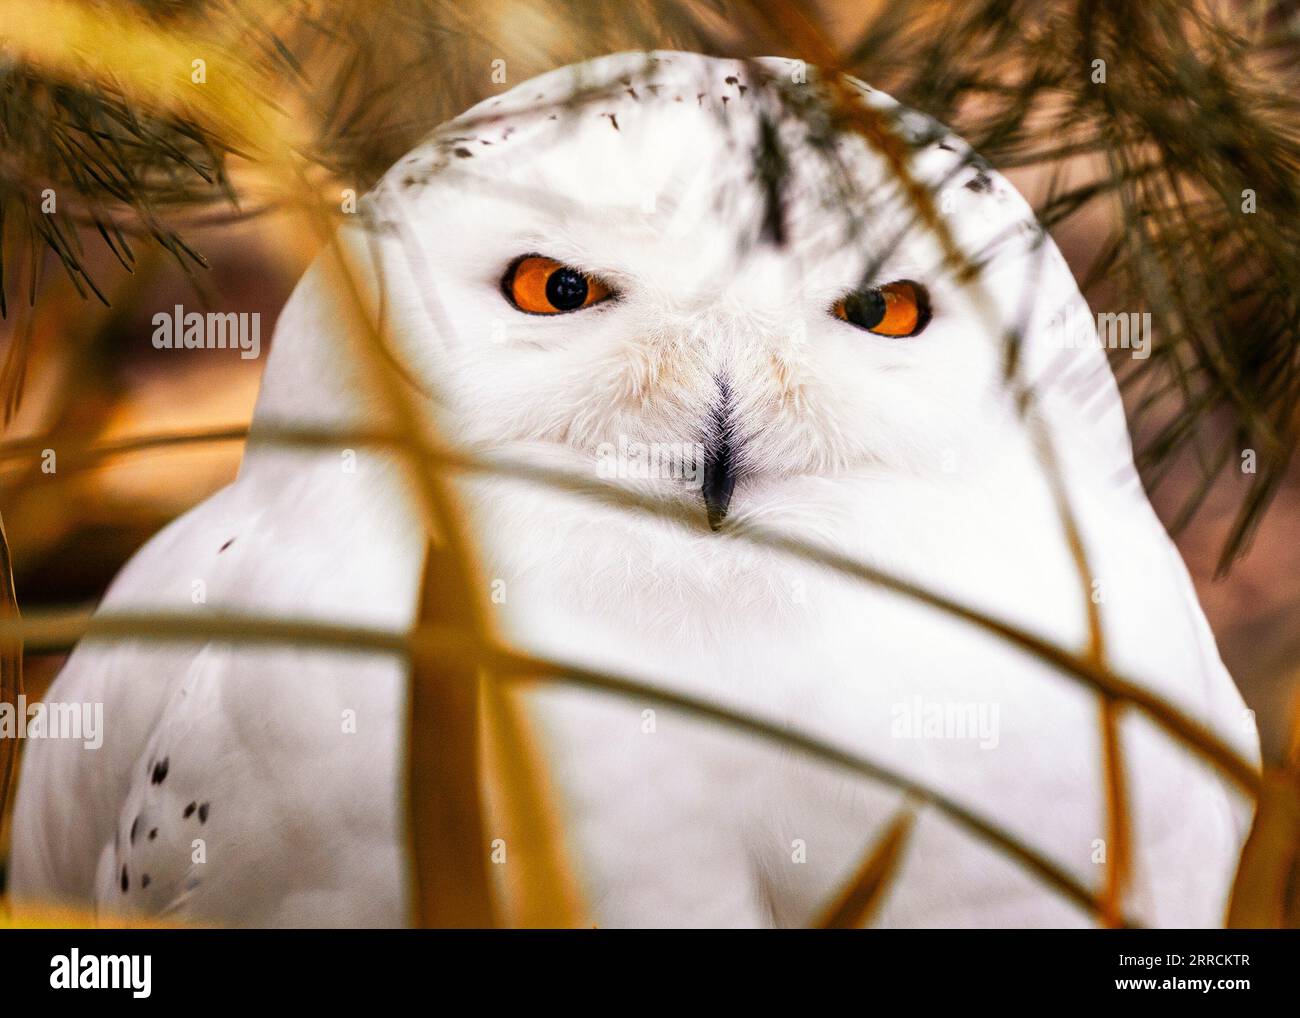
[504,255,613,314]
[833,280,930,337]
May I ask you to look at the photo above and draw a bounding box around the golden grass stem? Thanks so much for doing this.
[0,515,20,832]
[480,679,587,927]
[1226,769,1300,928]
[405,541,495,927]
[813,806,916,929]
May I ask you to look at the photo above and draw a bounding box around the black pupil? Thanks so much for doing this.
[843,288,886,330]
[546,268,589,310]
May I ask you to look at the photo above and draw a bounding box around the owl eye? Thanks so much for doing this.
[833,280,930,337]
[503,255,613,315]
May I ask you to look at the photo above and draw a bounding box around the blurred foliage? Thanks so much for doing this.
[0,6,232,313]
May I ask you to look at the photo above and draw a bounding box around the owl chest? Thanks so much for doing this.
[482,477,1091,728]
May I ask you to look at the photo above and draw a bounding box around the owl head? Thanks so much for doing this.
[253,51,1137,529]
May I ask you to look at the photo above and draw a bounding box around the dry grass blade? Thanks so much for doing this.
[1,901,184,929]
[1097,697,1131,929]
[0,513,19,828]
[814,807,916,929]
[737,1,1138,931]
[480,678,585,928]
[307,228,504,929]
[315,230,585,928]
[1027,359,1132,929]
[1226,768,1300,928]
[405,540,495,927]
[0,426,250,471]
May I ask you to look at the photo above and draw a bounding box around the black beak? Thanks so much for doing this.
[702,379,737,531]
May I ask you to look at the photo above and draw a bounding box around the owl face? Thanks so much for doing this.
[363,52,1079,529]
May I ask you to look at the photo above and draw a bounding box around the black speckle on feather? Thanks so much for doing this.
[151,758,169,785]
[218,538,235,553]
[142,874,151,889]
[198,803,210,824]
[149,828,158,841]
[453,147,473,159]
[130,816,140,844]
[183,801,196,819]
[120,866,129,893]
[754,114,789,247]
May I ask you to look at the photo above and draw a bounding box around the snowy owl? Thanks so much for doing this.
[11,51,1259,928]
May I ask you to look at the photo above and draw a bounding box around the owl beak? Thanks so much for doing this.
[702,379,737,531]
[703,435,736,531]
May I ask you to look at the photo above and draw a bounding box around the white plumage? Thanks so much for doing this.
[11,52,1258,927]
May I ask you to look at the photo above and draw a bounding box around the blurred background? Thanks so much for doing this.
[2,0,1299,887]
